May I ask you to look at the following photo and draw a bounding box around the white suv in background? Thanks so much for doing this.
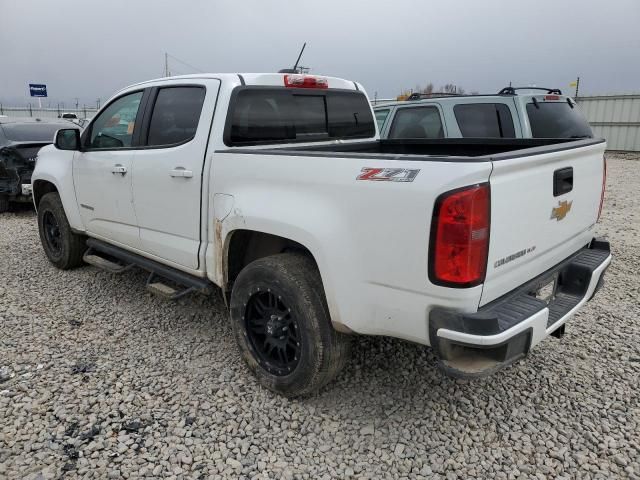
[374,87,593,140]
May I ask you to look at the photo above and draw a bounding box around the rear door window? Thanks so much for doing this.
[388,106,444,139]
[226,88,374,145]
[526,101,593,138]
[146,87,206,146]
[454,103,516,138]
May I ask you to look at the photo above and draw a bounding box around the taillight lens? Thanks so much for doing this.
[597,155,607,222]
[429,184,490,287]
[284,74,328,89]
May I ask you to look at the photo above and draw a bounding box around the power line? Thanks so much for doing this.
[166,52,205,73]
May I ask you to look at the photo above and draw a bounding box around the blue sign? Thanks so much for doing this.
[29,84,48,97]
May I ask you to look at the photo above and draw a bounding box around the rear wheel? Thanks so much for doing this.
[37,193,86,269]
[0,195,9,213]
[230,253,351,397]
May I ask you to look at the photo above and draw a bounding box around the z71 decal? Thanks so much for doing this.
[356,167,420,182]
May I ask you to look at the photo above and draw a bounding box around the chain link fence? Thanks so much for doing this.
[0,105,98,120]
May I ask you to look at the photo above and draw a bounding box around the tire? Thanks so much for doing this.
[0,195,9,213]
[230,253,351,397]
[37,192,86,269]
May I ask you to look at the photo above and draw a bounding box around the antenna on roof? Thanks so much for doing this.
[279,43,307,74]
[293,42,306,72]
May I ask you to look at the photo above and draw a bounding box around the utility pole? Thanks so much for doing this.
[96,98,101,109]
[165,52,170,77]
[75,97,79,110]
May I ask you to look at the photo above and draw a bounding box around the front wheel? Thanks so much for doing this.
[230,253,351,397]
[37,192,86,269]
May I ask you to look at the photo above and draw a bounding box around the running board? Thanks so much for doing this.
[84,238,213,298]
[146,273,197,300]
[83,251,133,274]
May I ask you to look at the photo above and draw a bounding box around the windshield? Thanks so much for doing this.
[0,123,66,143]
[226,88,375,146]
[526,101,593,138]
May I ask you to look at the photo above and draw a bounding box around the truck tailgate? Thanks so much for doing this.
[481,141,606,306]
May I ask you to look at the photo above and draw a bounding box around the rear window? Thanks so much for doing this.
[526,101,593,138]
[454,103,516,138]
[226,88,375,146]
[0,123,65,142]
[388,106,444,139]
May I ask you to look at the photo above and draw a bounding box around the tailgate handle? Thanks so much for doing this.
[553,167,573,196]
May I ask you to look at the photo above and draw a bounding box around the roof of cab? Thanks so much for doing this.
[118,73,360,96]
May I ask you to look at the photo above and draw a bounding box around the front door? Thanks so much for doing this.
[74,90,145,249]
[132,81,219,270]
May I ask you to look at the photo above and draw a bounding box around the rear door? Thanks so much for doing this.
[480,140,606,305]
[132,80,220,270]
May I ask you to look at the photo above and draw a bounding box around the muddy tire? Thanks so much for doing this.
[37,192,86,269]
[230,253,351,397]
[0,195,9,213]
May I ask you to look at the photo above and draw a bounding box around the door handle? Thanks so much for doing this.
[553,167,573,196]
[112,164,127,175]
[170,167,193,178]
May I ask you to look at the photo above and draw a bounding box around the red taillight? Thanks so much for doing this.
[284,74,328,89]
[429,184,490,287]
[545,95,560,101]
[597,155,607,222]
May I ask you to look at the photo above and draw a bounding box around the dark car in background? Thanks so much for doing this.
[0,117,72,212]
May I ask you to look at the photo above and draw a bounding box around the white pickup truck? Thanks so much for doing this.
[32,73,611,396]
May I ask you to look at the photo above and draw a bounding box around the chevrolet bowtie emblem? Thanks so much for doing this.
[550,200,573,221]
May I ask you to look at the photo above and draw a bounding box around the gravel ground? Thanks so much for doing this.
[1,153,639,480]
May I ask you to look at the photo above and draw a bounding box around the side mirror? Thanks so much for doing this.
[55,128,81,151]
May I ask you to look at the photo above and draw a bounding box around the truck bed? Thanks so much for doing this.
[226,137,603,160]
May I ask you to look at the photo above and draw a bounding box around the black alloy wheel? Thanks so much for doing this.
[229,253,352,397]
[42,210,63,256]
[244,289,301,376]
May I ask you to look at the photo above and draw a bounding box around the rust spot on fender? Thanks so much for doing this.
[214,219,225,287]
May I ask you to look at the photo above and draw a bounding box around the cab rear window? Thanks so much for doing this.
[526,101,593,138]
[226,88,375,146]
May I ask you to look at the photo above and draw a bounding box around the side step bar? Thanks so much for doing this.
[83,253,134,274]
[84,238,214,299]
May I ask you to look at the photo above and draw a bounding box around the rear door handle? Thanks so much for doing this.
[112,164,127,175]
[170,167,193,178]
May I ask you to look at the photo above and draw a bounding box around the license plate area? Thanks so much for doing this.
[529,275,558,304]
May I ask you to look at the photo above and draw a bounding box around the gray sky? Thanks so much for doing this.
[1,0,638,107]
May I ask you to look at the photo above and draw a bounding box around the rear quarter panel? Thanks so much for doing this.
[209,151,492,344]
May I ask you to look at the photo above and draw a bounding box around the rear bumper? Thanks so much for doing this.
[429,238,611,378]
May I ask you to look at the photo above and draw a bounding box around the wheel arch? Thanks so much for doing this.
[32,179,59,209]
[31,176,85,232]
[223,228,350,333]
[225,229,314,290]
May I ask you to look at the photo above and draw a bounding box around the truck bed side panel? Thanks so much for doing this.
[210,151,492,344]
